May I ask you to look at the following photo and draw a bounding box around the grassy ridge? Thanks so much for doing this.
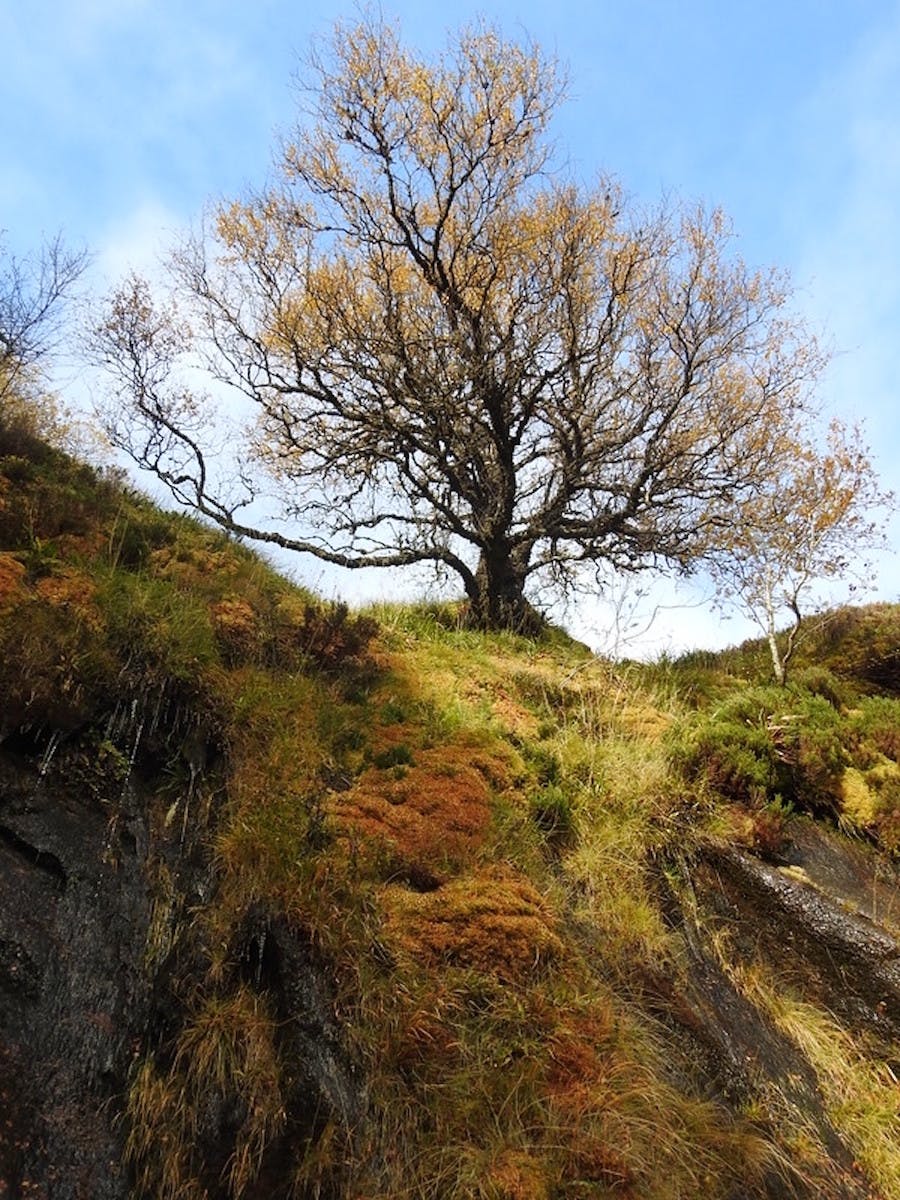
[1,406,898,1198]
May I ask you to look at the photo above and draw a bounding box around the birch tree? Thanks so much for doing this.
[1,233,87,404]
[709,421,890,683]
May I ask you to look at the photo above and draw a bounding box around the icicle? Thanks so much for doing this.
[254,929,266,987]
[37,730,62,781]
[119,715,145,803]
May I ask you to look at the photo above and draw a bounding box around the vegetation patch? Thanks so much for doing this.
[330,743,497,887]
[2,413,899,1199]
[380,868,564,981]
[0,550,26,609]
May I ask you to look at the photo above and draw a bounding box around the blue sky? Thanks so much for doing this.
[3,1,900,653]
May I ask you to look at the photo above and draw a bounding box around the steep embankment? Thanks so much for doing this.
[0,419,897,1199]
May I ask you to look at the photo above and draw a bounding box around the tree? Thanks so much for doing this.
[708,420,891,684]
[94,17,829,633]
[1,233,88,405]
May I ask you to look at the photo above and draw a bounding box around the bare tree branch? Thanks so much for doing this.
[0,233,89,403]
[92,16,845,634]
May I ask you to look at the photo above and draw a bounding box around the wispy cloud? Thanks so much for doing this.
[93,197,184,285]
[2,1,293,247]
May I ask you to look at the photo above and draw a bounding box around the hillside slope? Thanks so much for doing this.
[0,416,897,1199]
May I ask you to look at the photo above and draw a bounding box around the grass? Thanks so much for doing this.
[4,402,900,1199]
[323,605,778,1198]
[126,986,285,1200]
[724,962,900,1197]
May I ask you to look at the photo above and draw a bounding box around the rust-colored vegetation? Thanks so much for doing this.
[330,742,495,887]
[0,551,26,609]
[381,867,563,982]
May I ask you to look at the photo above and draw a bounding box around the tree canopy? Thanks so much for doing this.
[94,17,845,632]
[0,234,89,454]
[709,420,890,683]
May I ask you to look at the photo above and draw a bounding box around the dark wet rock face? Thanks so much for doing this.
[707,844,900,1042]
[0,735,361,1199]
[0,751,150,1199]
[646,956,872,1200]
[235,909,363,1133]
[649,819,899,1200]
[785,821,900,933]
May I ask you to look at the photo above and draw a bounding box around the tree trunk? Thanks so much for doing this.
[766,628,787,686]
[763,571,787,685]
[467,546,544,635]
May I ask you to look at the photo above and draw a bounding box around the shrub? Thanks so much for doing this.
[791,665,852,709]
[840,762,900,853]
[849,696,900,765]
[0,439,119,553]
[671,692,788,804]
[790,694,847,808]
[273,597,378,675]
[672,685,848,812]
[811,605,900,693]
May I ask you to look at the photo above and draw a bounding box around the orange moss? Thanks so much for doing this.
[453,670,540,738]
[212,596,260,660]
[55,527,109,562]
[545,1012,618,1115]
[0,553,27,610]
[380,867,563,982]
[561,1139,635,1195]
[330,744,495,883]
[35,568,102,630]
[483,1150,550,1200]
[720,802,790,857]
[618,703,673,739]
[543,1014,639,1195]
[489,688,540,738]
[149,544,240,588]
[366,717,415,753]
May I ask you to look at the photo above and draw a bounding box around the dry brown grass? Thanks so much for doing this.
[126,986,285,1200]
